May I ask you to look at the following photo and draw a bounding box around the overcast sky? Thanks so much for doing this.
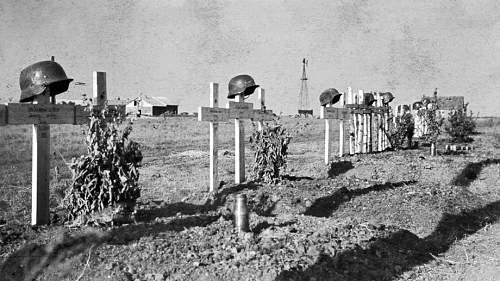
[1,0,499,115]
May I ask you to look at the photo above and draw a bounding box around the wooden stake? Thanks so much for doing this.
[257,88,265,131]
[209,83,219,192]
[32,91,50,226]
[376,93,383,152]
[348,87,355,155]
[235,94,245,184]
[338,92,345,157]
[93,71,107,106]
[324,104,331,164]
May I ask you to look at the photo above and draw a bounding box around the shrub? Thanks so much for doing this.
[63,106,142,222]
[444,104,476,143]
[249,122,292,183]
[388,112,415,149]
[416,102,443,144]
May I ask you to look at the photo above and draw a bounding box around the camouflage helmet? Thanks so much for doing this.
[363,92,375,106]
[19,60,73,102]
[381,92,394,105]
[227,74,259,99]
[319,88,341,106]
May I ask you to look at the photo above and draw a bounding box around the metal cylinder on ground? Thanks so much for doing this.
[430,142,437,156]
[234,194,250,232]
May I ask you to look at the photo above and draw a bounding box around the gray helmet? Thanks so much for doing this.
[319,88,341,106]
[381,92,394,105]
[363,92,375,106]
[19,60,73,102]
[227,74,259,99]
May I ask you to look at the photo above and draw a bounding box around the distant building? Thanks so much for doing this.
[126,96,178,116]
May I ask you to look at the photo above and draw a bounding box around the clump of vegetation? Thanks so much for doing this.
[63,106,142,223]
[417,101,443,144]
[388,112,415,149]
[444,104,476,143]
[249,122,292,183]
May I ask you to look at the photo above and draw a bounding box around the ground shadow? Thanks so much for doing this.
[276,200,500,280]
[304,181,417,217]
[451,158,500,187]
[252,220,297,235]
[327,161,354,178]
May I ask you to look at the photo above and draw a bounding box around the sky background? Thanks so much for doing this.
[1,0,499,116]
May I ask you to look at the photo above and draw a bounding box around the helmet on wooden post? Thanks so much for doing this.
[227,74,259,99]
[319,88,341,106]
[19,60,73,102]
[363,92,375,106]
[381,92,394,105]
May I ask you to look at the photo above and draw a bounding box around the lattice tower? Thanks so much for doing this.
[298,58,310,110]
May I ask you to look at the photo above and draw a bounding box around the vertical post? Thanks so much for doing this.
[368,96,373,153]
[324,104,331,165]
[348,87,355,155]
[235,94,245,184]
[257,88,265,131]
[338,92,345,157]
[376,93,383,152]
[360,90,368,153]
[32,91,51,225]
[209,83,219,192]
[356,90,363,153]
[93,71,107,106]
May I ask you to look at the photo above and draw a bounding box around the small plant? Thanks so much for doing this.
[444,104,476,143]
[417,101,443,144]
[63,106,142,223]
[388,112,415,149]
[249,122,292,183]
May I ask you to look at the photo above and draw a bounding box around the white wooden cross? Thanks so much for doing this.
[0,70,115,225]
[320,92,350,164]
[198,84,274,191]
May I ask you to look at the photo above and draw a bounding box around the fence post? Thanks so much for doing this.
[338,92,345,157]
[209,83,219,191]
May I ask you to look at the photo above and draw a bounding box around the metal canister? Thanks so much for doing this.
[445,144,450,151]
[430,142,437,156]
[233,194,250,232]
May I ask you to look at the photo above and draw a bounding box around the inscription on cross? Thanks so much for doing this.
[198,83,274,191]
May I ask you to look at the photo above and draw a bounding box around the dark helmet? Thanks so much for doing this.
[227,74,259,99]
[319,88,341,106]
[19,60,73,102]
[413,101,423,110]
[363,92,375,106]
[381,92,394,105]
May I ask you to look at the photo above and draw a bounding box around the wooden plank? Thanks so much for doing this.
[320,107,351,120]
[347,87,355,155]
[324,104,332,164]
[339,92,345,157]
[198,107,230,122]
[234,95,245,184]
[0,104,6,126]
[228,101,254,119]
[209,82,219,192]
[93,71,107,106]
[256,88,265,130]
[31,92,50,226]
[7,103,76,125]
[252,109,274,121]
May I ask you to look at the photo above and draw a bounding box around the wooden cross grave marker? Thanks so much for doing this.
[320,87,391,164]
[198,83,274,191]
[0,71,119,225]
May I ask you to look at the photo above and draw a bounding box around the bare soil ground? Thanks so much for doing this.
[1,116,500,281]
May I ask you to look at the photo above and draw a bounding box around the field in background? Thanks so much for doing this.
[0,116,329,222]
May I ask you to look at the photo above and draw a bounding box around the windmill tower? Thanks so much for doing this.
[298,58,312,115]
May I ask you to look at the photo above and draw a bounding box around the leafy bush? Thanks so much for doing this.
[63,107,142,222]
[388,112,415,149]
[444,105,476,142]
[416,102,443,144]
[249,123,292,183]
